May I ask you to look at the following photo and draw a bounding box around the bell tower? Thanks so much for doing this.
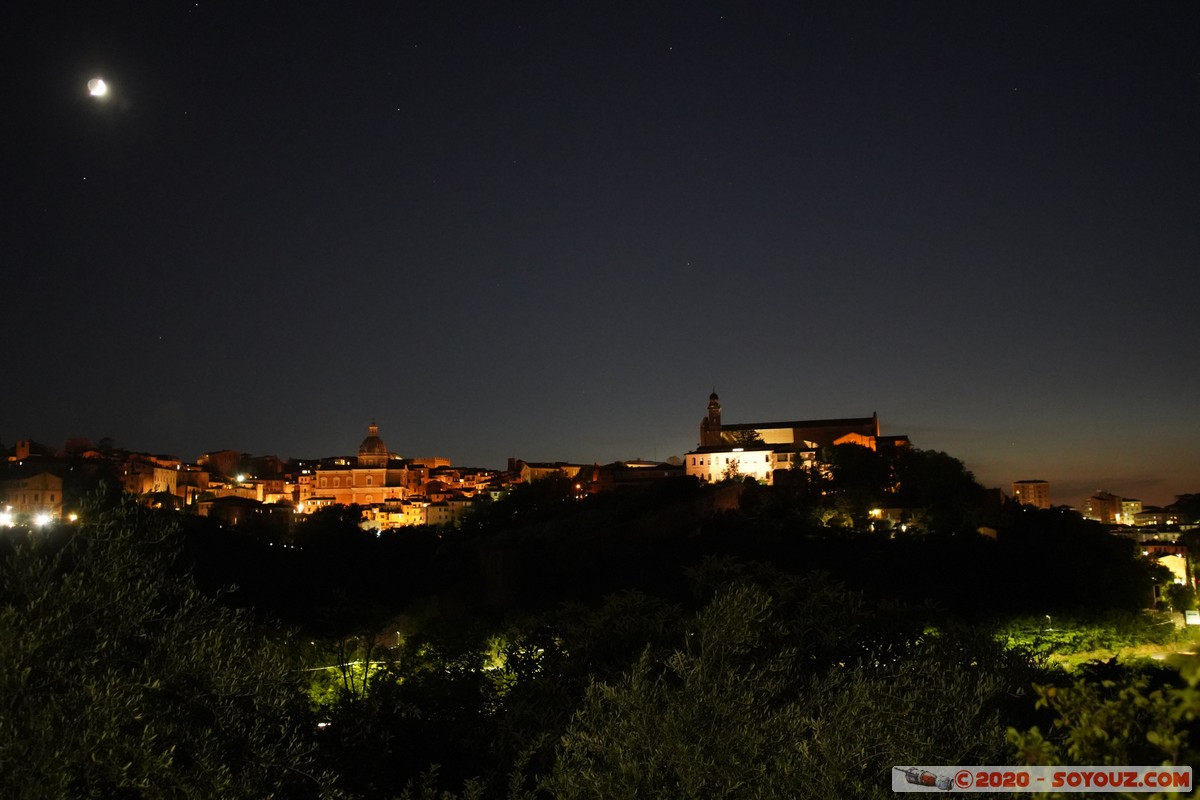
[700,391,722,446]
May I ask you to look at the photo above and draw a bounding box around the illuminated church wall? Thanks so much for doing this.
[688,392,887,486]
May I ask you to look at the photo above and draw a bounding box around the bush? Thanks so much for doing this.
[1009,658,1200,788]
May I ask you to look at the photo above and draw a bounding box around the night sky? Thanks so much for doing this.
[4,2,1199,507]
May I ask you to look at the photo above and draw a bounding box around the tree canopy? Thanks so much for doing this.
[0,495,338,799]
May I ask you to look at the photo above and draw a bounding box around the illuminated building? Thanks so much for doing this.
[1083,491,1142,525]
[307,423,412,509]
[1118,497,1144,526]
[1133,507,1180,527]
[121,455,179,497]
[698,392,904,450]
[174,463,209,507]
[1136,542,1191,588]
[301,424,465,517]
[0,469,63,521]
[1011,480,1050,509]
[507,459,589,484]
[687,392,907,485]
[687,445,815,485]
[358,494,476,530]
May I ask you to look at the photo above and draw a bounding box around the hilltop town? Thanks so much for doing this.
[6,393,1197,610]
[3,393,1193,537]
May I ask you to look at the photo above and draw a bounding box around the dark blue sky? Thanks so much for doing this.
[4,1,1198,506]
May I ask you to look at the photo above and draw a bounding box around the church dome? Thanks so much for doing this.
[358,423,388,457]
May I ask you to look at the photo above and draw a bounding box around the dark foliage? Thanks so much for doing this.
[0,494,338,799]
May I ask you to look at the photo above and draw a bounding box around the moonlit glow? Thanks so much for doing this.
[87,78,108,97]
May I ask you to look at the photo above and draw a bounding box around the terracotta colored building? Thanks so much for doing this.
[1012,480,1051,509]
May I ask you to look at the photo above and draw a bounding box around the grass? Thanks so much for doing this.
[1047,626,1200,670]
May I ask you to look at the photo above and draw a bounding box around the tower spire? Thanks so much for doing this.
[701,390,722,446]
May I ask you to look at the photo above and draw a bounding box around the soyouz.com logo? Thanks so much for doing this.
[892,765,1192,792]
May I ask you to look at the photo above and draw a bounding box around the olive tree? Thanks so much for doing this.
[548,580,1028,799]
[0,495,339,800]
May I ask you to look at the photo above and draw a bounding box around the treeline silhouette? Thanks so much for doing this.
[180,462,1155,636]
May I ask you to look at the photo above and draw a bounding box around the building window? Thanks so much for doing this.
[366,476,373,486]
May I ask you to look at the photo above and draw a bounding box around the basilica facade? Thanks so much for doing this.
[300,423,415,510]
